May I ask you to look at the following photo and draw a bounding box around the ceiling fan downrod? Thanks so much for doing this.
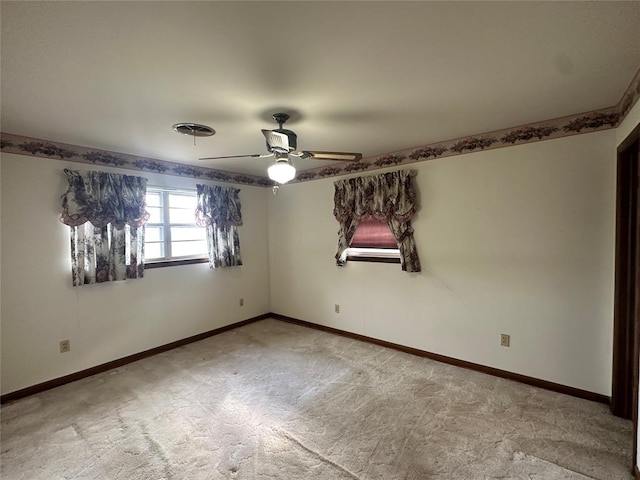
[272,113,289,129]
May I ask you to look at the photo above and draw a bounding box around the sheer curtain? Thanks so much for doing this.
[195,184,243,268]
[60,169,149,286]
[333,170,421,272]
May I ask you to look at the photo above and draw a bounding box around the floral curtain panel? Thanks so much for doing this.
[333,170,421,272]
[195,184,243,268]
[60,169,149,286]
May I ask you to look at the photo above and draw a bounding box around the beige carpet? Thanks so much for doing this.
[0,319,633,479]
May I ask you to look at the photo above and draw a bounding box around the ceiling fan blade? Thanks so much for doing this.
[198,153,267,161]
[262,129,291,153]
[299,151,363,162]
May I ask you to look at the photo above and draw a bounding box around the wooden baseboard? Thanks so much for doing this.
[1,312,611,407]
[0,314,270,404]
[271,313,611,405]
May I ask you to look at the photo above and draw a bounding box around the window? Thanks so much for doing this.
[346,217,400,264]
[144,187,208,267]
[334,170,420,271]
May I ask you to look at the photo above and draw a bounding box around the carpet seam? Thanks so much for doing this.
[278,429,362,480]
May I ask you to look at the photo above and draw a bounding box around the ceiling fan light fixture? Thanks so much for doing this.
[268,157,296,184]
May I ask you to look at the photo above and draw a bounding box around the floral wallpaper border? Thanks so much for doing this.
[1,67,639,187]
[292,106,623,184]
[0,135,273,187]
[295,65,640,184]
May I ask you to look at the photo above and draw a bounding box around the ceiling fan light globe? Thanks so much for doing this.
[268,162,296,184]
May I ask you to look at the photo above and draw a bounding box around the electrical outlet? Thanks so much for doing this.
[334,304,340,314]
[500,334,510,347]
[60,340,70,353]
[239,298,244,307]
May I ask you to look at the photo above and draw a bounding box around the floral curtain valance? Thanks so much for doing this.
[333,170,421,272]
[60,169,149,229]
[195,184,243,268]
[60,169,149,286]
[333,170,418,223]
[195,184,243,228]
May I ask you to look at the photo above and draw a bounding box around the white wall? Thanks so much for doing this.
[0,119,632,399]
[269,130,617,396]
[0,153,271,395]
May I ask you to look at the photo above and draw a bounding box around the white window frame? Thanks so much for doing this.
[346,247,400,259]
[144,187,208,268]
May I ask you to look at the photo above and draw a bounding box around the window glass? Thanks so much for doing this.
[145,191,162,207]
[169,207,198,224]
[145,242,164,260]
[172,240,207,257]
[144,188,207,264]
[170,226,206,242]
[169,193,196,209]
[146,206,163,224]
[145,226,163,242]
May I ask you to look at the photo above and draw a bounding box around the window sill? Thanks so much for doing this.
[346,256,401,264]
[145,258,208,269]
[346,247,401,264]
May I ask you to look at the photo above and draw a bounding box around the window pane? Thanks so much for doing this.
[145,192,162,207]
[147,206,163,223]
[171,240,207,257]
[169,193,197,209]
[145,242,164,259]
[144,187,207,265]
[169,207,196,224]
[145,226,163,242]
[171,226,206,242]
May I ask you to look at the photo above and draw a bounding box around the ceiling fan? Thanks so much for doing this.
[199,113,363,184]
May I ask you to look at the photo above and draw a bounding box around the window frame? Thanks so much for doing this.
[144,187,208,269]
[346,248,401,264]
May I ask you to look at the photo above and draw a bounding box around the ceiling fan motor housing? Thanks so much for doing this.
[266,128,297,153]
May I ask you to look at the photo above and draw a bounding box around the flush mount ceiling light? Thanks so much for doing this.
[267,153,296,184]
[172,123,215,145]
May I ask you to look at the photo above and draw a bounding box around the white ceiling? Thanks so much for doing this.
[2,1,640,177]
